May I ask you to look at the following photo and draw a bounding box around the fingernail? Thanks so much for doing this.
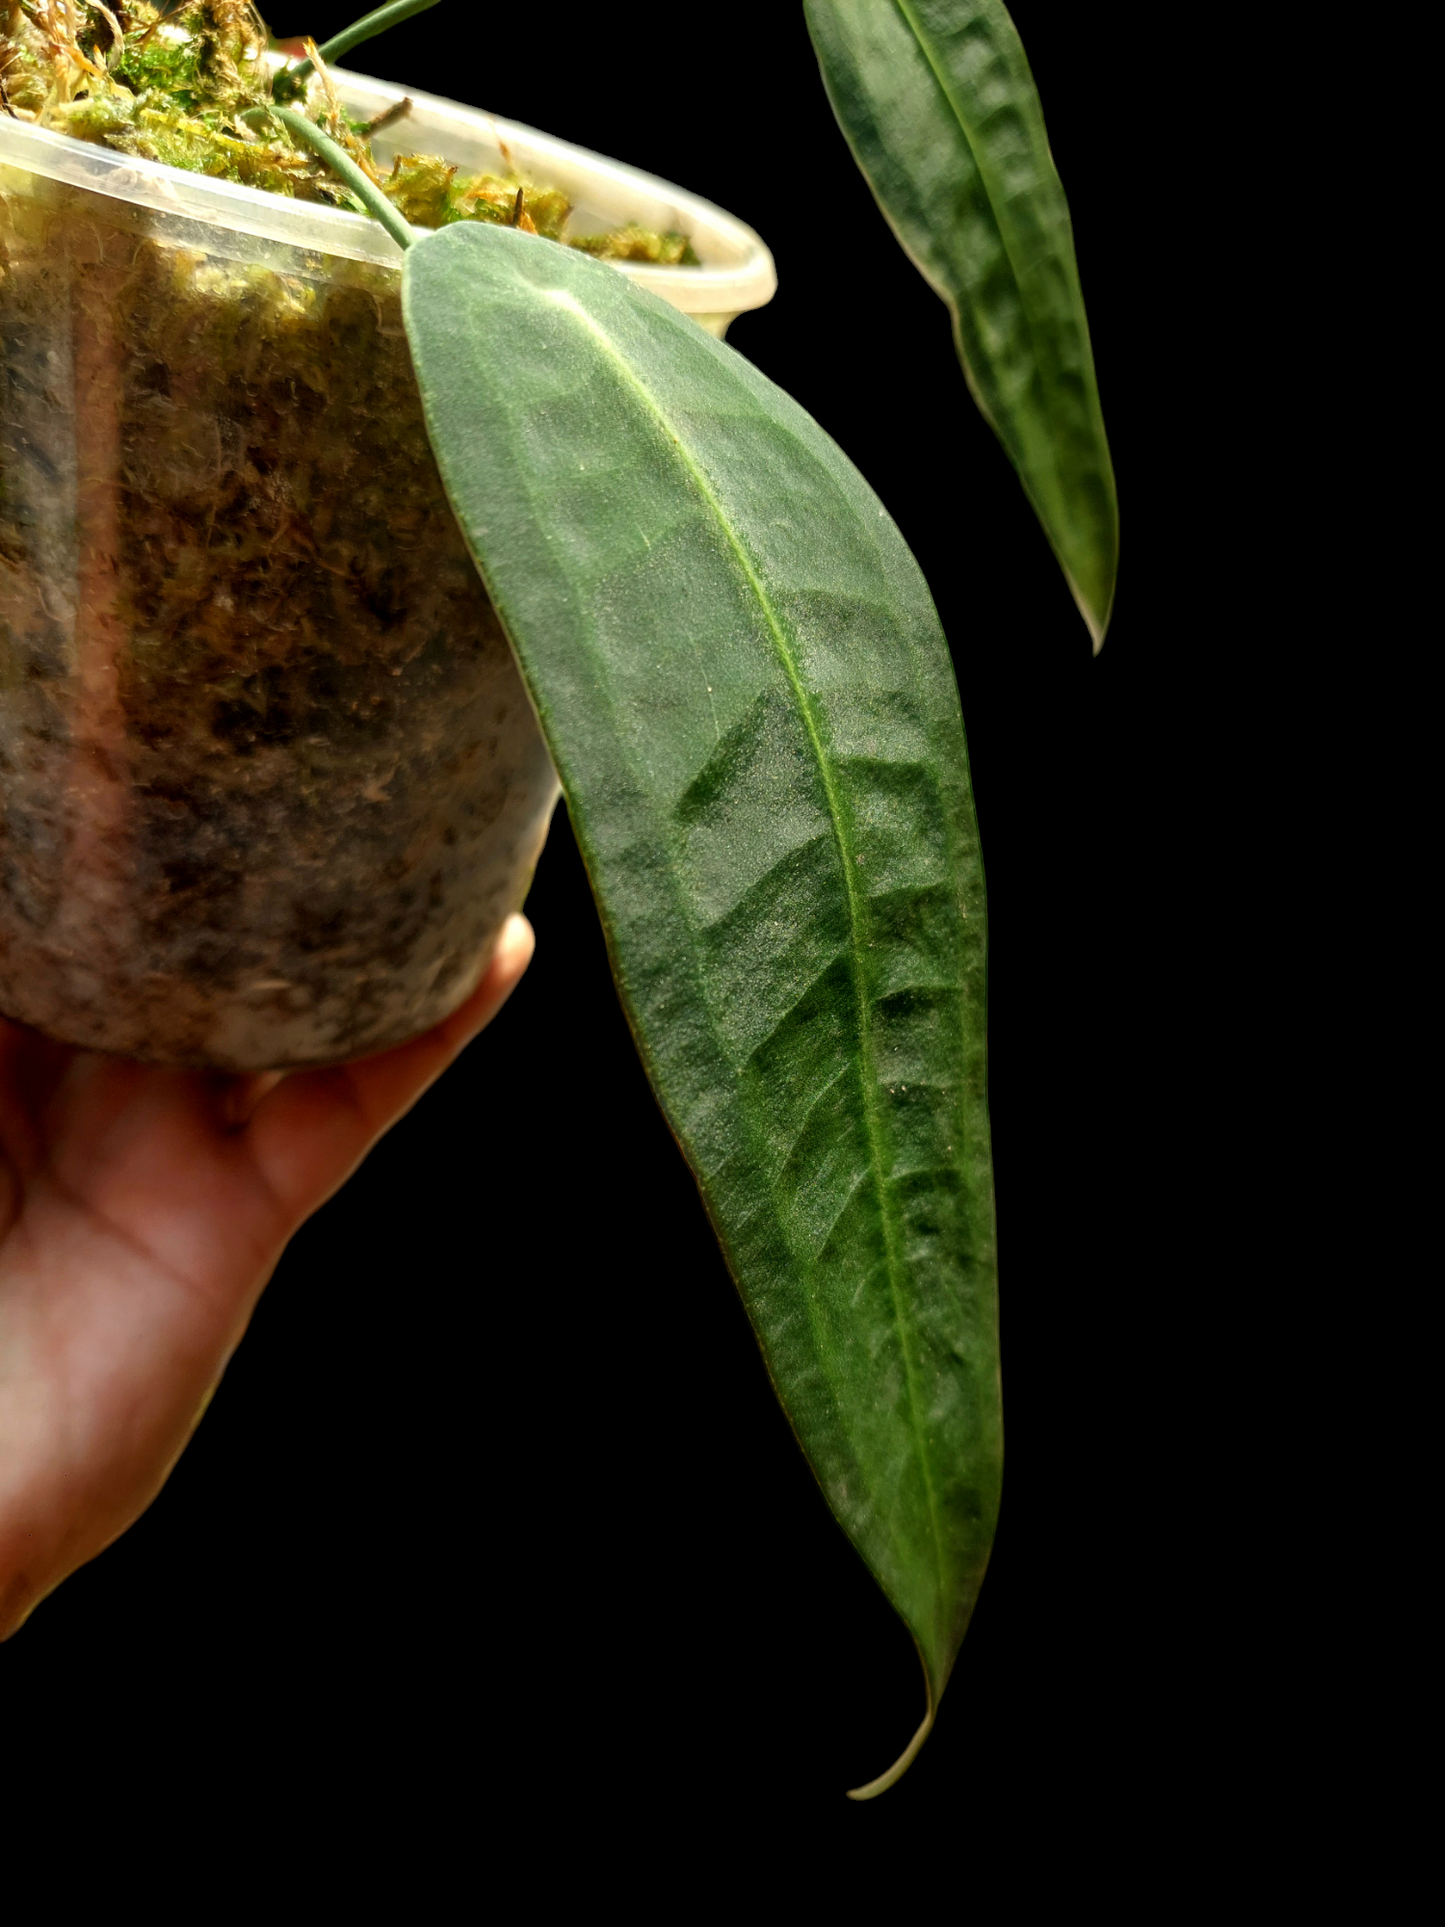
[499,912,536,969]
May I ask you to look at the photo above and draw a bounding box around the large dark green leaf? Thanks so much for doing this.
[402,223,1000,1795]
[804,0,1119,647]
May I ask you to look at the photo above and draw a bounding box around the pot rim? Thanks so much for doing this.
[0,61,777,321]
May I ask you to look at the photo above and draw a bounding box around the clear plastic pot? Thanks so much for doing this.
[0,73,775,1068]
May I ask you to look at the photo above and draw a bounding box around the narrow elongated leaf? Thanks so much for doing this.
[402,224,1000,1793]
[804,0,1119,647]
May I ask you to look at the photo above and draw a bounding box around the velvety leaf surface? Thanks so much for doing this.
[402,224,1000,1788]
[804,0,1119,647]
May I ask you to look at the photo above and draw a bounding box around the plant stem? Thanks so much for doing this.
[270,103,414,251]
[282,0,441,86]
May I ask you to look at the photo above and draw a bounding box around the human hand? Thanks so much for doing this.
[0,913,535,1639]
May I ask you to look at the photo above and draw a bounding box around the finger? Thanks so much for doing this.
[217,1071,285,1132]
[0,1018,78,1182]
[242,914,535,1225]
[0,1156,16,1244]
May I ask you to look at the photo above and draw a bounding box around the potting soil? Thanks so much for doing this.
[0,147,560,1065]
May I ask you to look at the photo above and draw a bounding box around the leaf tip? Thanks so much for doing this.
[1072,575,1114,655]
[846,1649,939,1802]
[845,1705,935,1802]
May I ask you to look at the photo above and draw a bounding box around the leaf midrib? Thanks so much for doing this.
[542,287,947,1605]
[886,0,1062,483]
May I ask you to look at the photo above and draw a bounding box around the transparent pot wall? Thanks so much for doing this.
[0,95,772,1071]
[0,158,560,1069]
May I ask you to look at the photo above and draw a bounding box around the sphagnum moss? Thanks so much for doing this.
[0,2,700,261]
[0,11,568,1066]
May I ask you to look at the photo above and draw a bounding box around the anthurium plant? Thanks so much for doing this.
[1,0,1115,1794]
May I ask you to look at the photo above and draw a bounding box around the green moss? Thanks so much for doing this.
[1,3,700,258]
[378,149,452,227]
[571,225,701,266]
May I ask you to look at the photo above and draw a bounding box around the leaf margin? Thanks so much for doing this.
[803,0,1120,648]
[400,221,1002,1791]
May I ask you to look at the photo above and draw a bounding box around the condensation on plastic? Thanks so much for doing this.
[0,75,776,1069]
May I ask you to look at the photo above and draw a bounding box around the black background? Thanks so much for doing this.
[3,0,1229,1863]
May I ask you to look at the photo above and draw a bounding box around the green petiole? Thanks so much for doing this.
[275,0,442,91]
[269,103,414,251]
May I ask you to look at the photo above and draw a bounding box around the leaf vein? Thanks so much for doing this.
[539,289,949,1599]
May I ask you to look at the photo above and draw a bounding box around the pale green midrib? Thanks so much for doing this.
[555,294,948,1602]
[886,0,1072,512]
[435,309,846,1480]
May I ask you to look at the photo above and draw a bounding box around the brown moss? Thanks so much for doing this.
[0,172,558,1066]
